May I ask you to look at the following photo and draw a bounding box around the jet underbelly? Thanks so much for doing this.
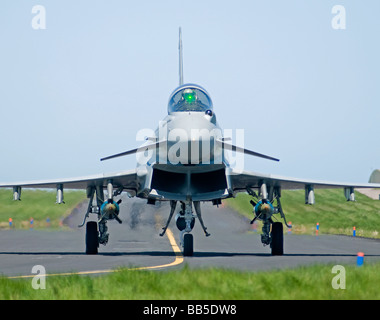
[150,164,229,201]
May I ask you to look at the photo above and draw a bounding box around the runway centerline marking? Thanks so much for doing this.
[7,228,184,279]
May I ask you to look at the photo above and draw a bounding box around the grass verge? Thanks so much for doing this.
[0,189,86,229]
[225,189,380,238]
[1,262,379,300]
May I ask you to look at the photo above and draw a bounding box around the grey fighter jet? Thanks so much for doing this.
[1,28,380,256]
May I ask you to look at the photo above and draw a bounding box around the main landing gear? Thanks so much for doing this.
[160,200,209,256]
[248,185,291,256]
[79,182,123,255]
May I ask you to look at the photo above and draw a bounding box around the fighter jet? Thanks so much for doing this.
[1,28,380,256]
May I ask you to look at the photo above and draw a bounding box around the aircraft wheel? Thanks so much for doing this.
[183,233,194,257]
[271,222,283,256]
[86,221,99,255]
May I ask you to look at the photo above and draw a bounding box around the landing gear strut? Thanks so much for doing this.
[79,183,123,255]
[160,200,209,256]
[248,185,290,256]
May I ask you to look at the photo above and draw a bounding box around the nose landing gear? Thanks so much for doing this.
[160,200,209,256]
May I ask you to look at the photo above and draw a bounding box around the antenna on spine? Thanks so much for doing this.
[179,27,183,86]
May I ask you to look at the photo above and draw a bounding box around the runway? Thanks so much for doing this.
[1,196,380,278]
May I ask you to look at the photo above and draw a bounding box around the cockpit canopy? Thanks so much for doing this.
[168,84,213,113]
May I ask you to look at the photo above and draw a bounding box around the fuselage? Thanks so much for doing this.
[136,84,232,202]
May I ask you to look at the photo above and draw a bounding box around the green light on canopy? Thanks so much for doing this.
[183,90,196,103]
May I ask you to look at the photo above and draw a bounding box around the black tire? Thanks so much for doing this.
[183,233,194,257]
[271,222,284,256]
[86,221,99,255]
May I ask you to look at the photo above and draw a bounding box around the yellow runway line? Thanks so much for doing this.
[7,228,183,279]
[131,228,184,271]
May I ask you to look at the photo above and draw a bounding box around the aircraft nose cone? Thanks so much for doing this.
[165,113,222,165]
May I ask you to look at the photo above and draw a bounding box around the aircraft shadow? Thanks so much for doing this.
[192,252,380,258]
[0,251,379,258]
[0,251,175,257]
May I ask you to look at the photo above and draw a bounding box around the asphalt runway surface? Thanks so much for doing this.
[1,196,380,278]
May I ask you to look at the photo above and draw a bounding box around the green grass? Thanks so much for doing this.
[1,262,380,300]
[0,189,86,229]
[225,189,380,238]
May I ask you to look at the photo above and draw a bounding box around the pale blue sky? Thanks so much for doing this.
[0,1,379,183]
